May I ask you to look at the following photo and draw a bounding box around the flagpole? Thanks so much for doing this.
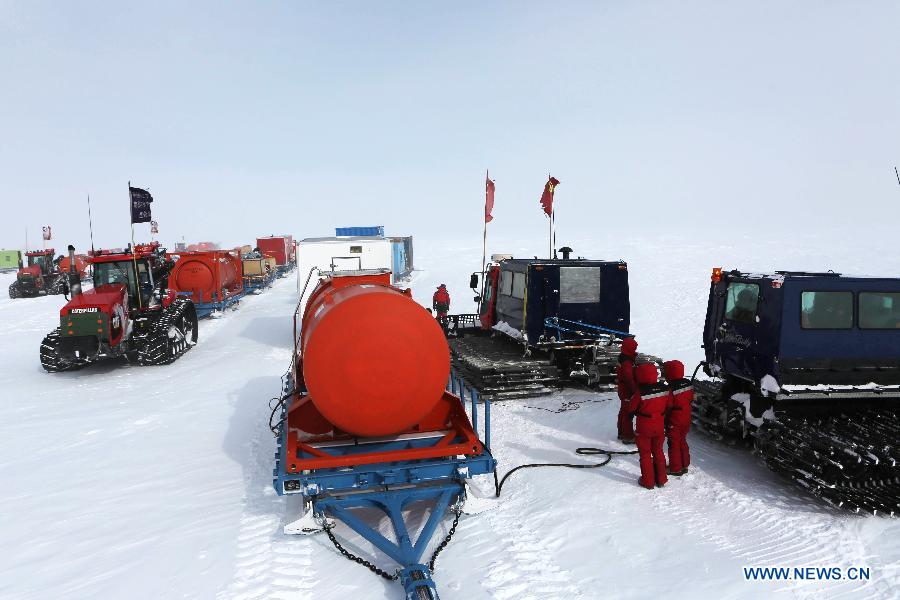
[87,194,95,254]
[551,208,556,259]
[481,171,489,301]
[128,181,142,310]
[549,207,553,259]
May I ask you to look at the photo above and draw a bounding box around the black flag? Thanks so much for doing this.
[129,186,153,224]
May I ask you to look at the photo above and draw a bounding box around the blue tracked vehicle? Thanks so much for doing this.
[448,249,656,400]
[696,268,900,514]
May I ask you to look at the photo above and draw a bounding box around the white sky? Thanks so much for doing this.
[1,1,899,252]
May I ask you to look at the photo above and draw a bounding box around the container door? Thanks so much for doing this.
[714,278,762,380]
[479,267,499,329]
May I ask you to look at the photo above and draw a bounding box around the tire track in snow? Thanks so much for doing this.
[652,436,889,599]
[220,416,319,600]
[453,498,585,600]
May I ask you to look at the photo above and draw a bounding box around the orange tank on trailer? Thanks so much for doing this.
[58,254,90,277]
[297,271,450,437]
[168,250,242,304]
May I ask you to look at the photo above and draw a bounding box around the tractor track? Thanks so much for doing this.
[462,497,586,600]
[221,407,320,600]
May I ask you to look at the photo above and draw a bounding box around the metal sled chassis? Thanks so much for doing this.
[273,369,495,599]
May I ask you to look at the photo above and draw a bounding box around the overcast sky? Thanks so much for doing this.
[2,1,899,251]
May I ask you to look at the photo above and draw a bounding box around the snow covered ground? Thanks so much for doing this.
[2,232,899,599]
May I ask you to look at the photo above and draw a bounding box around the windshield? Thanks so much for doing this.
[94,261,137,298]
[27,254,52,271]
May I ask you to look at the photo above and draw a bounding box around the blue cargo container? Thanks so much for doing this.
[335,226,384,237]
[391,240,407,280]
[389,236,413,280]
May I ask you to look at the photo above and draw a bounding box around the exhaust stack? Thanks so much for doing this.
[67,245,82,297]
[559,246,573,260]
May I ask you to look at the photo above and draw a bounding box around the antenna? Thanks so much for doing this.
[87,194,96,254]
[895,166,900,187]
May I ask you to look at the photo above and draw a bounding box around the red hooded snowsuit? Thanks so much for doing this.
[432,286,450,318]
[615,337,638,441]
[628,363,672,489]
[664,360,693,474]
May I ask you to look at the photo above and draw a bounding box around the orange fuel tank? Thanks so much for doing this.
[169,250,242,303]
[58,254,89,277]
[300,271,449,437]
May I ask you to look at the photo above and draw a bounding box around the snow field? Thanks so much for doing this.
[1,229,899,599]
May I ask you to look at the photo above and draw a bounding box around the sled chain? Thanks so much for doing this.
[427,507,461,573]
[324,523,400,581]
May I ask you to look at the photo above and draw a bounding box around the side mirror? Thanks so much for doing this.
[469,273,479,289]
[474,295,482,303]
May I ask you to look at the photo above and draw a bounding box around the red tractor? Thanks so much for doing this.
[40,243,199,372]
[8,249,67,298]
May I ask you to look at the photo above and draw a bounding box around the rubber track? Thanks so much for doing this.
[39,328,86,372]
[694,381,900,514]
[447,334,560,401]
[137,298,197,366]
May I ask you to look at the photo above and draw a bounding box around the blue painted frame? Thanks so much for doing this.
[176,290,244,319]
[272,373,495,598]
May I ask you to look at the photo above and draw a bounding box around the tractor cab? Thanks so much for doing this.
[703,268,900,390]
[25,249,56,275]
[471,252,630,348]
[89,243,173,312]
[92,259,152,308]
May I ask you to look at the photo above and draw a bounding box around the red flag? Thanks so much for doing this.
[485,171,495,223]
[539,176,559,217]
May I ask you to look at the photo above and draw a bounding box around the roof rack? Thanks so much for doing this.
[775,270,841,278]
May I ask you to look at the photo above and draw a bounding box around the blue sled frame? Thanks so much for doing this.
[272,369,495,599]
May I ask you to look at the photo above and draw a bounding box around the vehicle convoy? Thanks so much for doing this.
[694,268,900,513]
[8,249,67,298]
[272,268,493,599]
[449,248,656,400]
[39,243,198,372]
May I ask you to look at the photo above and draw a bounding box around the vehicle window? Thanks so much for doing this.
[724,282,760,324]
[499,270,513,296]
[801,291,853,329]
[28,255,50,270]
[511,272,527,299]
[560,267,602,303]
[349,246,362,254]
[95,262,136,298]
[859,292,900,329]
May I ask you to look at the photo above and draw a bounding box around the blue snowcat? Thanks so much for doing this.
[696,268,900,514]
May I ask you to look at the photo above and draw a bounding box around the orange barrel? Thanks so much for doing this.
[300,276,449,437]
[170,251,240,302]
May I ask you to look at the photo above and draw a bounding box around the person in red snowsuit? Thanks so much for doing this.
[628,363,672,489]
[432,284,450,317]
[432,284,451,330]
[615,337,638,444]
[663,360,693,476]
